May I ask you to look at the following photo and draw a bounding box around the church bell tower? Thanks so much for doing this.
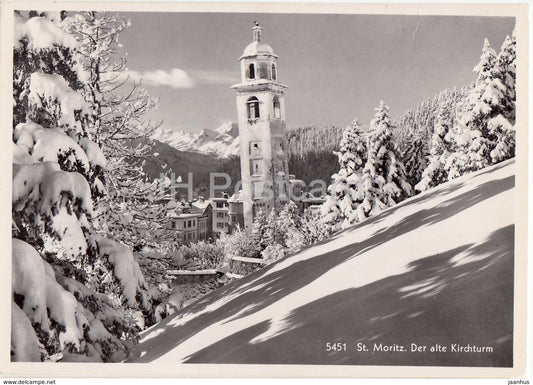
[231,22,290,229]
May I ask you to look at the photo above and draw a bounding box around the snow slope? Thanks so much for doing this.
[128,159,515,366]
[151,122,239,158]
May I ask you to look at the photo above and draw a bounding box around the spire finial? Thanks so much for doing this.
[252,21,262,43]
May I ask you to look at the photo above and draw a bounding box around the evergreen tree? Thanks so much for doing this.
[490,31,517,162]
[264,208,283,247]
[357,101,413,220]
[218,226,260,261]
[446,38,515,179]
[401,135,428,190]
[12,12,154,362]
[250,209,269,251]
[415,103,455,191]
[497,31,516,125]
[321,119,367,229]
[287,125,343,187]
[393,86,469,155]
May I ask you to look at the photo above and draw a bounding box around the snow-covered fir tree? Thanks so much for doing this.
[401,134,428,190]
[321,119,367,229]
[276,201,303,251]
[393,86,469,154]
[217,226,260,261]
[356,101,413,220]
[446,38,516,179]
[250,209,270,250]
[236,202,328,266]
[497,31,516,125]
[491,31,517,161]
[12,12,156,362]
[415,102,456,191]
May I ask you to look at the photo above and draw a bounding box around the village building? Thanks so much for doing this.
[191,197,212,241]
[227,191,245,230]
[301,193,326,212]
[210,193,230,237]
[167,199,212,243]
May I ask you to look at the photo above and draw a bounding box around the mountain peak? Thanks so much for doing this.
[152,122,240,159]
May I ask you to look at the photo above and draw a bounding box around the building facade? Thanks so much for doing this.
[192,198,212,241]
[210,194,230,237]
[227,191,245,230]
[168,211,199,243]
[231,23,291,229]
[168,200,212,243]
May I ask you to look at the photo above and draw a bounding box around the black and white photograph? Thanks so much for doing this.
[0,1,529,379]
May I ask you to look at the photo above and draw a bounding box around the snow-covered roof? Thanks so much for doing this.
[167,269,219,276]
[191,200,210,212]
[289,179,305,185]
[167,211,200,219]
[231,256,263,264]
[227,192,243,203]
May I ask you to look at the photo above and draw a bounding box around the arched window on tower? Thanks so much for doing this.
[271,64,277,81]
[247,96,260,119]
[273,96,281,119]
[248,63,255,79]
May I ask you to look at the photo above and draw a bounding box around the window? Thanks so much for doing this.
[273,96,281,119]
[217,222,224,229]
[250,141,261,156]
[248,63,255,79]
[193,219,196,226]
[217,212,224,218]
[251,160,263,176]
[188,220,191,228]
[247,97,260,119]
[272,63,277,80]
[216,202,224,208]
[274,136,284,151]
[259,62,269,79]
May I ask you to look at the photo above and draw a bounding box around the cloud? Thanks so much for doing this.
[141,68,196,89]
[190,70,240,86]
[125,68,195,89]
[126,67,240,89]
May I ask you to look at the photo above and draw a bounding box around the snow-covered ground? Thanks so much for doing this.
[128,159,515,366]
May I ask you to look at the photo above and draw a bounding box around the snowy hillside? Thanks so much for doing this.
[128,159,515,366]
[152,122,240,158]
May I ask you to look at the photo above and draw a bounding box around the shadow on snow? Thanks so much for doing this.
[128,163,514,366]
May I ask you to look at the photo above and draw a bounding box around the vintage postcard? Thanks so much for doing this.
[0,1,528,379]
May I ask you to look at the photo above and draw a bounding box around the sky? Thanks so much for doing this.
[118,12,515,134]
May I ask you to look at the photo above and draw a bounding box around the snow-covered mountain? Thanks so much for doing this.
[128,159,515,367]
[152,122,240,159]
